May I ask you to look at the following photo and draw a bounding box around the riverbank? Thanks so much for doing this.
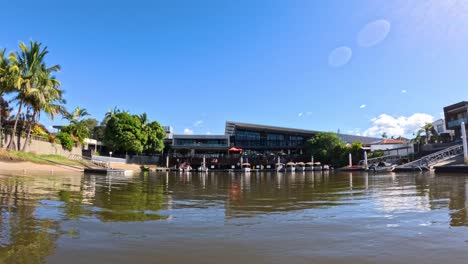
[0,149,85,175]
[0,161,83,174]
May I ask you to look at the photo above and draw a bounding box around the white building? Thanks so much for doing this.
[370,139,414,156]
[432,119,454,137]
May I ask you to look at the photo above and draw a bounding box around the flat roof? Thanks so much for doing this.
[226,121,380,145]
[173,134,229,139]
[226,121,320,135]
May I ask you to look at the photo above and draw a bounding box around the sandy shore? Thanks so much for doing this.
[0,161,83,175]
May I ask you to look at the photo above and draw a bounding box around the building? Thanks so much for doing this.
[370,139,414,156]
[171,134,230,158]
[444,101,468,140]
[432,118,454,143]
[225,121,379,155]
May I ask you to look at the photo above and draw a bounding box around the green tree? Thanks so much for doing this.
[21,65,65,151]
[104,111,165,154]
[7,41,57,150]
[62,107,91,144]
[104,112,144,153]
[307,132,346,166]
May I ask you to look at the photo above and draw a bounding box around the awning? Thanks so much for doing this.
[228,147,243,152]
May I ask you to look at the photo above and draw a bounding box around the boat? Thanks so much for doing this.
[367,162,396,172]
[275,162,285,172]
[179,162,192,172]
[295,162,306,172]
[313,162,322,171]
[198,155,209,172]
[339,165,365,171]
[140,165,150,172]
[305,162,315,171]
[286,162,296,172]
[241,163,251,173]
[323,164,330,171]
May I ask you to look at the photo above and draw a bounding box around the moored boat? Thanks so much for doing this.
[286,162,296,172]
[242,163,251,173]
[295,162,306,172]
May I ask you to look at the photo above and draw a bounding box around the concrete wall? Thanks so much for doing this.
[1,131,82,158]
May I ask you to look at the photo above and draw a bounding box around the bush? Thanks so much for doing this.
[55,132,74,151]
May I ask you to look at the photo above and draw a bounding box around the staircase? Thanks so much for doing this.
[395,144,464,171]
[68,154,112,169]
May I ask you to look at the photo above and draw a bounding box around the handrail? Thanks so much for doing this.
[397,144,463,169]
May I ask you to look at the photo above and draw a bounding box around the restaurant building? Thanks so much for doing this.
[166,121,380,159]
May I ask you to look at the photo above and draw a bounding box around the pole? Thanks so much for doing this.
[311,155,314,164]
[462,122,468,164]
[364,151,368,169]
[166,155,169,168]
[348,153,352,167]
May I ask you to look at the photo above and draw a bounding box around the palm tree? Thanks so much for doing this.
[63,106,89,124]
[0,48,11,147]
[21,66,65,151]
[7,41,57,150]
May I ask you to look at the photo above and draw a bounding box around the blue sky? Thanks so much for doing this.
[2,0,468,137]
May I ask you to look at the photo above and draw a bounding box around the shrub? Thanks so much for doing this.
[55,132,74,151]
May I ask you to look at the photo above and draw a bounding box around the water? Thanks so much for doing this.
[1,171,468,263]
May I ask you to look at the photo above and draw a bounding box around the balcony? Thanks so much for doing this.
[447,117,468,128]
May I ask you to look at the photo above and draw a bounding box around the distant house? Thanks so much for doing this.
[443,101,468,140]
[370,138,414,156]
[432,118,454,141]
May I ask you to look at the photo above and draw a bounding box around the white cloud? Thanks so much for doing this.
[298,112,312,118]
[401,90,407,93]
[360,104,367,109]
[193,120,203,127]
[206,132,212,135]
[184,128,194,135]
[364,113,434,137]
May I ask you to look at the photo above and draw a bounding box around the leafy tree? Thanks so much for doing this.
[62,107,91,144]
[307,132,346,166]
[104,112,144,153]
[104,111,165,154]
[7,41,59,150]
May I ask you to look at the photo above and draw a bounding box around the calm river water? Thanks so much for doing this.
[1,171,468,263]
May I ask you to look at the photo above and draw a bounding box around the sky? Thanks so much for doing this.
[2,0,468,138]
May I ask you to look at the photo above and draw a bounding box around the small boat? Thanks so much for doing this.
[323,165,330,171]
[295,162,306,172]
[140,165,150,172]
[286,162,296,172]
[305,162,315,171]
[340,165,365,172]
[198,166,209,172]
[179,162,192,172]
[313,162,322,171]
[275,162,285,172]
[367,162,396,172]
[242,163,251,173]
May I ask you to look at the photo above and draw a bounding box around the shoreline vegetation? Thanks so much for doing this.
[0,149,83,167]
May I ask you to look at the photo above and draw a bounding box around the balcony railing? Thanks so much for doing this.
[447,117,468,128]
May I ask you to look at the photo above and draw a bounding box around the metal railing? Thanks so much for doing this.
[361,154,403,165]
[396,144,463,169]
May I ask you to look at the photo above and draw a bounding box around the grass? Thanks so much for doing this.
[0,149,84,167]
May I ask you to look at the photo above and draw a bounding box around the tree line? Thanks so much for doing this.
[0,40,165,154]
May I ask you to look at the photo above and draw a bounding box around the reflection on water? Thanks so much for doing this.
[1,171,468,263]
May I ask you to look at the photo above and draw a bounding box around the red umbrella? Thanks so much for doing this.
[228,147,243,152]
